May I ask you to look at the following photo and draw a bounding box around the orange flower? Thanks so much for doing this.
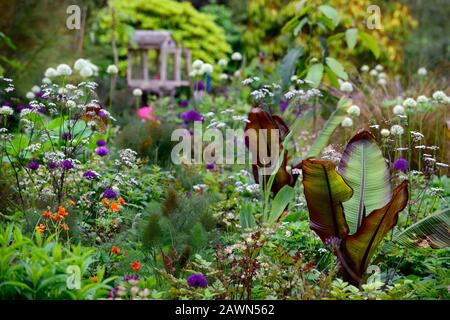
[42,210,52,219]
[90,275,98,283]
[102,198,110,206]
[118,197,126,205]
[111,246,121,255]
[35,224,45,233]
[60,223,70,231]
[52,214,63,222]
[131,261,141,271]
[110,202,121,212]
[58,206,68,217]
[111,220,117,225]
[69,200,76,207]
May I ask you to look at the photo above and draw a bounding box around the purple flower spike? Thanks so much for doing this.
[95,146,109,157]
[180,109,202,123]
[83,169,98,180]
[187,274,208,288]
[27,160,40,171]
[96,139,106,147]
[103,189,117,199]
[394,158,409,172]
[61,132,72,140]
[195,80,205,91]
[206,163,214,170]
[280,100,289,113]
[47,161,58,170]
[179,100,189,108]
[61,159,74,170]
[123,274,139,282]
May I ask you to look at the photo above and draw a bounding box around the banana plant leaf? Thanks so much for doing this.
[392,208,450,249]
[342,181,408,284]
[338,131,391,234]
[302,159,353,242]
[268,185,295,225]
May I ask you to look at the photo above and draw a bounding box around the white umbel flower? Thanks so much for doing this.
[393,105,406,115]
[231,52,242,61]
[417,95,428,103]
[341,117,353,128]
[377,78,387,86]
[403,98,417,109]
[218,59,228,67]
[44,68,58,78]
[375,64,384,71]
[201,63,213,74]
[390,125,404,136]
[0,106,13,116]
[189,70,197,77]
[26,92,35,99]
[369,69,378,77]
[80,66,93,78]
[432,90,447,103]
[132,88,143,97]
[219,73,228,80]
[42,77,52,84]
[192,59,204,70]
[56,64,72,76]
[106,64,118,75]
[361,65,369,72]
[380,129,390,137]
[66,100,76,109]
[31,85,41,93]
[339,81,353,93]
[347,105,360,117]
[74,58,88,71]
[417,67,427,76]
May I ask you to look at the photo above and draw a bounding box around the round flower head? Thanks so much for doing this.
[31,85,41,93]
[375,64,384,72]
[200,63,213,75]
[80,66,94,78]
[83,169,98,180]
[417,95,428,104]
[360,65,369,72]
[403,98,417,109]
[347,105,360,117]
[417,67,427,76]
[61,132,72,140]
[47,161,58,170]
[231,52,242,61]
[0,106,13,116]
[56,64,72,76]
[42,77,52,84]
[219,73,228,81]
[218,58,228,67]
[192,59,204,70]
[179,100,189,108]
[132,88,143,97]
[206,163,214,170]
[27,160,40,171]
[393,105,405,116]
[61,159,74,170]
[106,64,119,75]
[195,80,205,91]
[26,92,35,100]
[66,100,76,109]
[187,274,208,288]
[180,109,202,123]
[432,90,447,103]
[394,158,409,172]
[95,146,109,157]
[131,261,140,271]
[369,69,378,77]
[96,139,106,147]
[380,129,390,137]
[341,117,353,128]
[44,67,58,78]
[390,125,404,136]
[103,189,117,199]
[377,78,387,86]
[189,70,197,77]
[74,58,88,71]
[339,81,353,93]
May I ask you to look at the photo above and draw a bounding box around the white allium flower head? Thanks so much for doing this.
[74,58,88,71]
[201,63,213,74]
[361,65,369,72]
[417,95,428,103]
[231,52,242,61]
[417,67,427,76]
[106,64,118,74]
[192,59,204,70]
[393,105,405,115]
[56,64,72,76]
[42,77,52,84]
[132,88,143,97]
[380,129,390,137]
[44,67,58,78]
[339,81,353,93]
[26,92,35,100]
[378,72,387,79]
[66,100,76,109]
[375,64,384,71]
[219,73,228,80]
[80,66,94,78]
[390,124,404,136]
[0,106,14,116]
[377,78,387,86]
[189,70,197,77]
[403,98,417,109]
[341,117,353,128]
[432,90,447,103]
[369,69,378,77]
[218,58,228,67]
[31,85,41,93]
[347,105,360,117]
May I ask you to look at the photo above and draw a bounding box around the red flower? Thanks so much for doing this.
[131,261,141,271]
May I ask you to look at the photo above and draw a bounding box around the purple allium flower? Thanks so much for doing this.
[179,100,189,108]
[83,169,98,180]
[185,191,192,198]
[61,159,74,170]
[195,80,205,91]
[123,274,140,282]
[98,110,108,119]
[394,158,409,172]
[95,146,109,157]
[47,161,58,170]
[96,139,106,147]
[280,100,289,113]
[103,189,117,199]
[206,163,214,170]
[187,274,208,288]
[35,91,48,100]
[108,287,118,299]
[37,106,46,114]
[27,160,40,171]
[17,105,31,112]
[180,109,202,123]
[61,132,72,140]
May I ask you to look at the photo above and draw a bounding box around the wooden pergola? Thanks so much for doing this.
[127,30,191,98]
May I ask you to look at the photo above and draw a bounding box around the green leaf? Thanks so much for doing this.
[305,63,323,88]
[319,5,340,27]
[392,208,450,249]
[268,185,295,225]
[359,31,380,58]
[324,66,339,88]
[293,17,309,36]
[338,131,391,234]
[302,159,353,242]
[305,97,350,159]
[239,202,256,228]
[325,57,348,80]
[345,28,358,49]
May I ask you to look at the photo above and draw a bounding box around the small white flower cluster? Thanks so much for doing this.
[74,58,99,78]
[132,88,143,97]
[232,115,250,123]
[410,131,424,142]
[235,181,260,195]
[231,52,242,61]
[339,80,353,93]
[24,143,41,153]
[190,59,214,77]
[0,128,12,142]
[106,64,119,75]
[347,104,360,117]
[432,90,449,104]
[341,117,353,128]
[417,67,427,76]
[250,88,274,100]
[0,105,13,116]
[193,184,207,191]
[115,148,138,168]
[1,77,15,93]
[242,76,260,86]
[44,151,66,163]
[403,97,417,109]
[390,124,404,136]
[393,104,405,116]
[207,120,227,129]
